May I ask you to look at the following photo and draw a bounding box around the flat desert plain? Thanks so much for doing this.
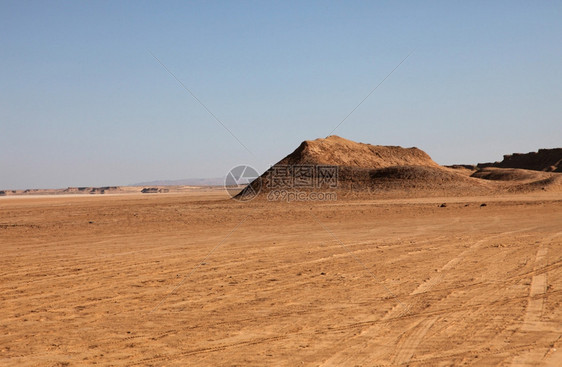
[1,191,561,366]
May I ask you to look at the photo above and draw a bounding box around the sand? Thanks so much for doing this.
[1,191,561,366]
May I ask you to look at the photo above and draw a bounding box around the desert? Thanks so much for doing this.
[3,3,562,366]
[2,137,561,366]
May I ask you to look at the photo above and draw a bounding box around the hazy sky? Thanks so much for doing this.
[1,1,561,189]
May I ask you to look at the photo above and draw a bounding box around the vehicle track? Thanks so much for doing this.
[510,232,562,366]
[321,227,537,366]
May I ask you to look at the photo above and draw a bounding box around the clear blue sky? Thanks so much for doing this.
[1,1,561,189]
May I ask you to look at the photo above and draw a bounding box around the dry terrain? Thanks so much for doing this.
[239,137,562,200]
[1,191,561,366]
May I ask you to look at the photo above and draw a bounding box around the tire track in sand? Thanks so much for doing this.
[322,227,535,367]
[386,239,489,366]
[392,316,437,364]
[522,246,549,332]
[544,343,562,367]
[511,232,561,367]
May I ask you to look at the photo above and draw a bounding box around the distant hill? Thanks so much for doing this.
[235,136,562,200]
[130,177,225,186]
[277,135,439,168]
[237,135,495,199]
[477,148,562,172]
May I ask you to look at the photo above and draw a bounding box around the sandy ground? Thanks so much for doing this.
[1,191,561,366]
